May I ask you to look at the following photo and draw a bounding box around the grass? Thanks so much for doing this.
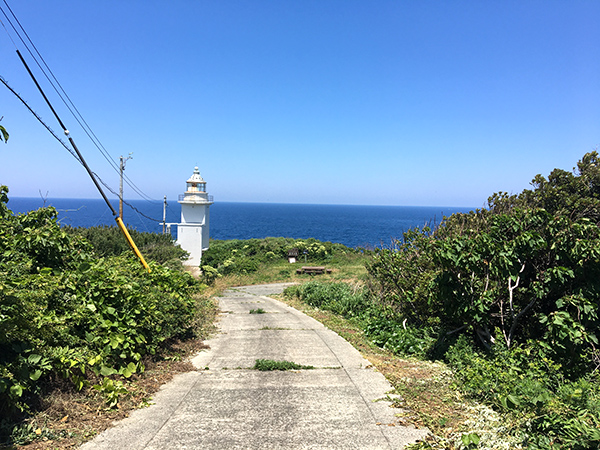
[213,256,369,287]
[253,359,315,371]
[208,251,473,442]
[249,308,266,314]
[259,326,291,330]
[275,292,475,447]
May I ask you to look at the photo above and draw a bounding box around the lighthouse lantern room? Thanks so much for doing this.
[176,167,214,266]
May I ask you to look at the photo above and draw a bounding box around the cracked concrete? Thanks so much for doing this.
[81,283,429,449]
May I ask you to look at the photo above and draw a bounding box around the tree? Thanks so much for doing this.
[367,153,600,372]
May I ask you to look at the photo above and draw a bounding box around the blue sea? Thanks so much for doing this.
[7,198,475,249]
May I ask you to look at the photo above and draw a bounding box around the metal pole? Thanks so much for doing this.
[16,49,150,272]
[163,195,167,234]
[119,156,124,219]
[16,49,117,216]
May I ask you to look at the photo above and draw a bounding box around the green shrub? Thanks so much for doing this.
[364,153,600,446]
[64,225,189,266]
[200,264,221,285]
[367,153,600,364]
[285,281,368,318]
[363,317,436,356]
[0,186,206,428]
[365,227,438,327]
[446,335,600,449]
[203,238,359,278]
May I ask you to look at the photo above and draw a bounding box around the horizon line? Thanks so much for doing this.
[9,196,480,211]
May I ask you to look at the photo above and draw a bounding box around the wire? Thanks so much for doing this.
[0,74,163,223]
[0,2,118,171]
[131,204,151,232]
[0,75,82,164]
[0,7,16,47]
[94,174,163,222]
[0,0,158,203]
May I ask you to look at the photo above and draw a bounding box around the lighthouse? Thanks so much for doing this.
[176,167,214,266]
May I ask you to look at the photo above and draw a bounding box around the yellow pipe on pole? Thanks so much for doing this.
[16,50,151,273]
[115,216,151,272]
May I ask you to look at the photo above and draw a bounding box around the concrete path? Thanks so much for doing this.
[81,283,429,449]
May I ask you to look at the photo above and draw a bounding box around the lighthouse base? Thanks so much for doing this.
[176,224,207,267]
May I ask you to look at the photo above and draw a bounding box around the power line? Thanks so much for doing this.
[1,9,153,271]
[0,0,158,203]
[0,75,163,223]
[0,75,82,164]
[0,1,119,176]
[95,174,163,222]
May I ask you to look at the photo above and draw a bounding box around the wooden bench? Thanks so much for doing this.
[296,266,332,275]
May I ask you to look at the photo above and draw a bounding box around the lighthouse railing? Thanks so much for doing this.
[178,194,214,202]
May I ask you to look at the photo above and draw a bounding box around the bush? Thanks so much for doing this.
[64,225,189,266]
[446,335,600,449]
[202,237,360,278]
[365,153,600,448]
[0,186,205,425]
[368,153,600,366]
[284,281,436,358]
[363,317,436,356]
[285,281,368,318]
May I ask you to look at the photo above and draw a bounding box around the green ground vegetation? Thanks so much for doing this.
[201,236,369,287]
[252,359,314,371]
[4,152,599,449]
[281,153,600,449]
[0,186,214,447]
[64,224,189,269]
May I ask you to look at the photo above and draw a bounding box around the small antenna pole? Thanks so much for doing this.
[119,156,124,219]
[162,195,167,234]
[119,153,133,220]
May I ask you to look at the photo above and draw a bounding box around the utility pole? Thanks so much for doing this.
[162,195,167,234]
[119,153,133,219]
[15,49,151,271]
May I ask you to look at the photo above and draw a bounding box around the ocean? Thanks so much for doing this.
[7,198,475,249]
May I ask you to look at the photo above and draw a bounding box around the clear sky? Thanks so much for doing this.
[1,1,598,207]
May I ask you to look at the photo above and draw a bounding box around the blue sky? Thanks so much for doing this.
[1,1,598,207]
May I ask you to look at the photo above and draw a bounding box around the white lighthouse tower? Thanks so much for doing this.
[176,167,214,266]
